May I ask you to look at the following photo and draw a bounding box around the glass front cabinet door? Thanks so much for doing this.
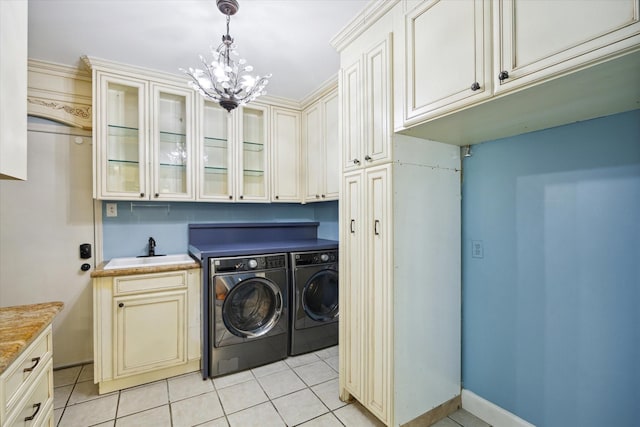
[198,100,234,201]
[151,84,194,200]
[236,104,269,202]
[96,74,148,199]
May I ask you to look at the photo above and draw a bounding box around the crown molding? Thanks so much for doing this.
[300,74,338,110]
[330,0,400,53]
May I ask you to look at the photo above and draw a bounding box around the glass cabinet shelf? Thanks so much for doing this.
[159,163,187,168]
[159,131,187,144]
[204,166,229,175]
[243,141,264,152]
[204,136,228,148]
[108,159,139,165]
[243,169,264,176]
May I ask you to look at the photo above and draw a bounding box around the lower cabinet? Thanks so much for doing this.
[93,268,201,394]
[339,138,462,426]
[1,326,54,427]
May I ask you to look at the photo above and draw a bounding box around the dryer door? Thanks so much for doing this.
[221,276,283,339]
[302,268,339,322]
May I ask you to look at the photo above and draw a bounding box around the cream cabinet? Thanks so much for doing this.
[0,327,54,427]
[196,101,270,202]
[339,139,462,427]
[403,0,492,126]
[271,106,301,202]
[494,0,640,93]
[341,29,393,173]
[90,69,195,201]
[0,0,28,181]
[303,87,339,203]
[93,268,201,394]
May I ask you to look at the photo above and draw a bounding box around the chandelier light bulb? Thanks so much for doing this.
[181,0,270,112]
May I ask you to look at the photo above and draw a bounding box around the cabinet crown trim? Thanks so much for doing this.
[330,0,400,52]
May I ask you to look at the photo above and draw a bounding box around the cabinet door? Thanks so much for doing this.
[365,165,391,424]
[198,100,234,201]
[151,84,194,200]
[341,60,363,172]
[363,34,392,167]
[271,107,301,202]
[236,104,269,202]
[404,0,491,125]
[96,74,148,199]
[339,171,364,402]
[303,102,323,202]
[322,91,340,200]
[114,290,187,378]
[495,0,640,92]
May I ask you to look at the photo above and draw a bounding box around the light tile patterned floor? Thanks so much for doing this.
[52,345,489,427]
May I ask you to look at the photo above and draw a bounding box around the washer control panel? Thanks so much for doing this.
[212,253,287,273]
[293,250,338,266]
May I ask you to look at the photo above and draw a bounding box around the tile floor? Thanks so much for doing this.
[52,346,490,427]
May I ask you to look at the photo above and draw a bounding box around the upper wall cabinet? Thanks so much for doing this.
[403,0,492,126]
[0,0,28,180]
[303,86,339,203]
[495,0,640,93]
[88,62,195,201]
[271,106,301,203]
[237,104,270,202]
[197,99,234,201]
[341,31,393,173]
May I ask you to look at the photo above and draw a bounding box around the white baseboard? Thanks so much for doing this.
[461,389,536,427]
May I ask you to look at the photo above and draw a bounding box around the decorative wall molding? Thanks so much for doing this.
[462,389,536,427]
[28,59,92,129]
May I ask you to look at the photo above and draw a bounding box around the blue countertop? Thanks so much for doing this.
[188,239,338,260]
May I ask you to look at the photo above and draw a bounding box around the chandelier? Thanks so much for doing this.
[183,0,270,112]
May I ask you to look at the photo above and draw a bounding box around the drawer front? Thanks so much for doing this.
[3,327,52,416]
[114,271,187,295]
[5,359,53,427]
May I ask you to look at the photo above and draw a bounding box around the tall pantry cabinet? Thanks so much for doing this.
[334,2,461,426]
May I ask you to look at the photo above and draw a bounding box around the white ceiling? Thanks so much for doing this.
[28,0,370,101]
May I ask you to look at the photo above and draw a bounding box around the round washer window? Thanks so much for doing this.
[302,269,338,321]
[222,277,283,338]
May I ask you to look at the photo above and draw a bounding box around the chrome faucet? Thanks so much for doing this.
[148,237,156,257]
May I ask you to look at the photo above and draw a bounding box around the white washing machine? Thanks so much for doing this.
[210,253,288,376]
[289,249,338,356]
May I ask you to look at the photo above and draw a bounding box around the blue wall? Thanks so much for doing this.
[102,201,338,260]
[461,110,640,426]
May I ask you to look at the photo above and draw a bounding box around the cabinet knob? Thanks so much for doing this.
[315,194,320,199]
[239,195,244,200]
[471,82,481,91]
[321,194,326,198]
[229,195,233,199]
[275,195,279,200]
[364,155,372,161]
[118,302,124,308]
[498,71,509,81]
[352,158,360,165]
[140,193,145,198]
[154,193,159,198]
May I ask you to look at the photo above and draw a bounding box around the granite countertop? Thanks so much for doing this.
[91,260,200,278]
[0,301,64,375]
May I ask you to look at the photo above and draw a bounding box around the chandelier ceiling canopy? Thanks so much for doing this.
[183,0,271,112]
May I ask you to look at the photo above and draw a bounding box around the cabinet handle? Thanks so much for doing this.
[471,82,480,91]
[498,71,509,81]
[118,302,124,308]
[23,357,41,373]
[24,403,41,422]
[364,155,372,161]
[140,193,145,198]
[350,219,355,234]
[154,193,159,198]
[352,158,360,165]
[374,219,380,236]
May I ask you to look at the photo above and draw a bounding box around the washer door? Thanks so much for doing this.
[302,268,338,322]
[222,277,283,338]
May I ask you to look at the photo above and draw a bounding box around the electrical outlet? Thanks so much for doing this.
[106,203,117,217]
[472,240,484,258]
